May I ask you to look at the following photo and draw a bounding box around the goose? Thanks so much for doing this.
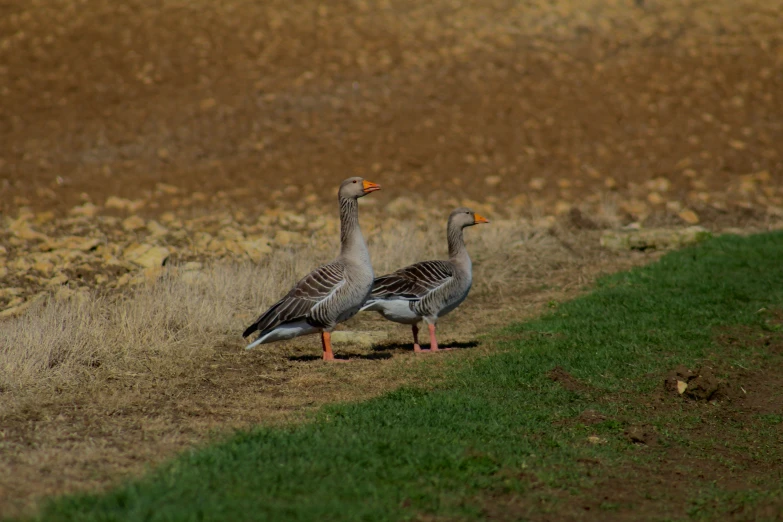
[243,177,381,361]
[361,207,489,352]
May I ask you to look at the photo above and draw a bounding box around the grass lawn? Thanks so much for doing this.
[21,232,783,521]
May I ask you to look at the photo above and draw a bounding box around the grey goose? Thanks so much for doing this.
[243,177,381,361]
[361,208,489,352]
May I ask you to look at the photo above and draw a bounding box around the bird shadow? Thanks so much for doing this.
[287,352,394,362]
[372,340,480,353]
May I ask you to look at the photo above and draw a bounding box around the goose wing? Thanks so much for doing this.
[369,260,454,301]
[243,262,345,337]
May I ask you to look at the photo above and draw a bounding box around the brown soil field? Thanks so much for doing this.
[1,0,783,517]
[1,0,782,219]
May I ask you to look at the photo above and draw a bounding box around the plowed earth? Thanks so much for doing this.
[1,0,783,517]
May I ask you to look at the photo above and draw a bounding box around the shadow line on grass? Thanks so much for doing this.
[287,352,394,362]
[372,340,480,353]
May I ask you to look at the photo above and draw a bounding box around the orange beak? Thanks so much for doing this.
[474,214,490,224]
[362,180,381,193]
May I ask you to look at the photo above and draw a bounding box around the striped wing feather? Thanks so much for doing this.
[243,262,345,337]
[370,260,454,300]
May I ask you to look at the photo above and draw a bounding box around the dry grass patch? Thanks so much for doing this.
[0,216,599,392]
[0,215,644,517]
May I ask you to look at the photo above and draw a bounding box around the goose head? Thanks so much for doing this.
[449,207,490,228]
[339,177,381,199]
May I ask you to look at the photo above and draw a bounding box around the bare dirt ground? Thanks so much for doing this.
[1,0,783,517]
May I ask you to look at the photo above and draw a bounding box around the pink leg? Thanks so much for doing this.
[412,324,422,353]
[321,331,334,361]
[321,332,348,362]
[421,323,453,352]
[428,323,439,351]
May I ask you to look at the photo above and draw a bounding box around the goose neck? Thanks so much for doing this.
[447,222,468,261]
[338,196,369,262]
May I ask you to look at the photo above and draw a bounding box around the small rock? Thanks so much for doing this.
[205,238,225,254]
[199,98,217,111]
[274,230,303,246]
[146,220,169,237]
[105,196,129,210]
[677,380,688,394]
[281,213,307,227]
[40,237,101,252]
[330,330,388,347]
[123,244,170,268]
[218,227,245,241]
[485,175,502,187]
[666,200,683,212]
[587,435,606,445]
[754,170,771,182]
[9,221,50,241]
[678,209,700,225]
[156,183,179,195]
[70,202,99,217]
[554,200,571,215]
[646,177,671,192]
[47,274,69,287]
[0,288,23,299]
[240,238,273,258]
[222,241,246,256]
[620,199,649,219]
[115,273,133,287]
[122,215,146,232]
[105,196,142,211]
[5,297,24,308]
[34,211,56,224]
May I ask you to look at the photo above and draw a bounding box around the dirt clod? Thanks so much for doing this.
[664,366,730,402]
[576,409,607,426]
[624,425,657,446]
[547,367,592,394]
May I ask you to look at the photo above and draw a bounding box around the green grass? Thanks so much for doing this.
[24,232,783,521]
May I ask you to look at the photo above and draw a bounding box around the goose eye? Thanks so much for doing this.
[353,180,357,183]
